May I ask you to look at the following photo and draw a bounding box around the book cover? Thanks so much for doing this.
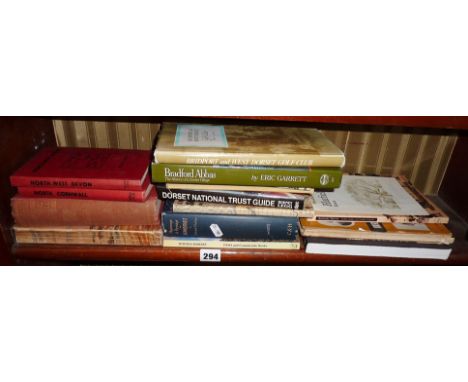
[162,201,298,241]
[154,123,346,167]
[165,183,315,195]
[304,237,452,260]
[310,175,449,223]
[152,164,342,188]
[11,147,151,190]
[163,237,301,250]
[18,178,154,202]
[11,190,161,226]
[299,219,454,245]
[14,225,163,246]
[172,200,314,217]
[157,184,312,210]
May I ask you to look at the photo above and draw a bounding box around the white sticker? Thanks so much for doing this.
[210,223,224,237]
[394,223,430,231]
[200,249,221,262]
[175,124,228,148]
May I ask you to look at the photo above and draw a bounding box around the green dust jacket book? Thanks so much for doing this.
[152,164,342,188]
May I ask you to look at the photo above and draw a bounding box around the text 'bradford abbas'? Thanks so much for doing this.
[165,167,216,179]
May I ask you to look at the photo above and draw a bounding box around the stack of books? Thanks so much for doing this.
[151,122,345,249]
[300,175,454,260]
[10,147,163,247]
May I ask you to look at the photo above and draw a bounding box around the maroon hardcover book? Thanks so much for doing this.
[11,189,162,226]
[10,147,151,190]
[17,179,154,202]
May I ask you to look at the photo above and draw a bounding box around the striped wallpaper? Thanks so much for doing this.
[53,120,458,195]
[53,120,161,150]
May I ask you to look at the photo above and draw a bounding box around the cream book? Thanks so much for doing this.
[311,175,448,223]
[14,225,163,246]
[165,183,315,195]
[154,123,345,167]
[163,237,301,250]
[172,200,314,217]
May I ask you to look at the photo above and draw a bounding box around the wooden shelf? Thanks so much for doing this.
[217,116,468,130]
[12,236,468,265]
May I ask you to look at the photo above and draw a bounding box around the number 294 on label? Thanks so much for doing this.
[200,249,221,262]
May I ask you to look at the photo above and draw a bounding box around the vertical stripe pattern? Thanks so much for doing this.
[54,120,456,195]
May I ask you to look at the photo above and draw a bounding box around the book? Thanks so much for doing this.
[18,178,154,202]
[163,237,301,250]
[304,238,452,261]
[14,225,163,246]
[162,201,298,241]
[165,183,314,195]
[310,175,449,223]
[172,200,314,217]
[157,184,312,210]
[152,164,342,188]
[154,123,345,167]
[299,220,454,245]
[11,191,161,226]
[11,147,151,190]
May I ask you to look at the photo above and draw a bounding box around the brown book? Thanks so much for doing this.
[14,225,163,246]
[11,194,161,226]
[299,219,454,245]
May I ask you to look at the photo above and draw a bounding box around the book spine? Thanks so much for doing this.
[17,186,148,202]
[152,164,342,188]
[172,201,314,218]
[11,197,160,226]
[163,238,301,250]
[156,184,306,210]
[14,227,163,246]
[314,215,448,224]
[162,210,298,241]
[10,175,144,191]
[155,151,345,168]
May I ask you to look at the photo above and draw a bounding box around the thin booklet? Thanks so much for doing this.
[311,175,448,223]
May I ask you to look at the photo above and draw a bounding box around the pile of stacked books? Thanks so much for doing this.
[10,147,163,247]
[299,175,454,260]
[151,122,345,249]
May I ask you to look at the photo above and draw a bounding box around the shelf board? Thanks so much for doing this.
[216,117,468,130]
[12,240,468,265]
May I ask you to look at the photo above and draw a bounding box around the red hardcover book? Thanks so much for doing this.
[10,147,151,190]
[17,178,154,202]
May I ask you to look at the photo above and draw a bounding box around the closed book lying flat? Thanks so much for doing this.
[14,225,163,246]
[152,163,342,188]
[157,184,312,210]
[299,220,454,245]
[154,123,345,168]
[165,183,314,195]
[163,237,301,250]
[162,201,298,241]
[17,178,154,202]
[11,190,161,226]
[310,175,449,223]
[172,200,314,217]
[11,147,151,190]
[304,238,452,261]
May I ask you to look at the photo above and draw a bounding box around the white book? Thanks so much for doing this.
[305,240,452,260]
[311,175,448,223]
